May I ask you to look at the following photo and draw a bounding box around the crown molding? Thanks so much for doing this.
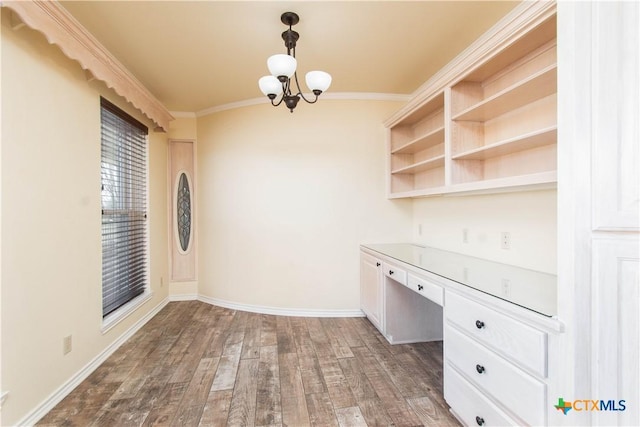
[169,111,197,119]
[4,1,174,132]
[195,92,411,117]
[384,0,557,127]
[196,98,268,117]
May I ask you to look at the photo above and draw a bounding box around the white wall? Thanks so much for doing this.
[1,14,169,425]
[413,190,557,273]
[196,100,413,312]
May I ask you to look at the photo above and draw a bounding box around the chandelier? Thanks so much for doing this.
[258,12,332,112]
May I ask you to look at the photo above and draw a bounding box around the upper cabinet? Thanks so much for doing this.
[385,2,557,198]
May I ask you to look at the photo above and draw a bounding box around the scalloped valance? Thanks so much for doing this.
[4,1,173,132]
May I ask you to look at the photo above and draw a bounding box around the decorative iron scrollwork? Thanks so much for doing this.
[176,172,191,252]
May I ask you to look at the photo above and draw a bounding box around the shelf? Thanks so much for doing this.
[389,171,556,198]
[448,171,557,194]
[388,186,447,199]
[392,155,445,174]
[392,127,445,155]
[452,126,557,161]
[390,92,445,127]
[453,65,557,122]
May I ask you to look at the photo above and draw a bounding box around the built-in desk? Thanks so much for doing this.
[360,244,563,426]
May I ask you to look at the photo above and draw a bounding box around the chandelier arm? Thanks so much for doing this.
[270,94,285,107]
[284,77,292,96]
[293,72,319,104]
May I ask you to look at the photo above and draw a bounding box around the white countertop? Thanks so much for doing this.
[362,243,557,317]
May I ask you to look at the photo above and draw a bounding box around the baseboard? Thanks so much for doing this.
[198,294,365,318]
[168,293,198,301]
[17,297,170,426]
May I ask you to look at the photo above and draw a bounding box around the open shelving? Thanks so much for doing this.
[452,126,557,161]
[392,155,445,174]
[452,65,557,122]
[388,92,446,195]
[392,126,445,155]
[385,7,557,198]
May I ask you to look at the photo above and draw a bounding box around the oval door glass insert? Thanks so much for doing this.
[176,173,191,252]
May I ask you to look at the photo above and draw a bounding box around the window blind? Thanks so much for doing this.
[100,97,149,318]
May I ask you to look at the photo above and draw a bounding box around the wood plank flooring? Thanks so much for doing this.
[37,301,459,426]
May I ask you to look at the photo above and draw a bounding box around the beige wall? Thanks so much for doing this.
[196,101,413,311]
[1,15,169,425]
[413,190,557,273]
[168,116,197,141]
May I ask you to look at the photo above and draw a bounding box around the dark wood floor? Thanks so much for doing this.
[38,301,459,426]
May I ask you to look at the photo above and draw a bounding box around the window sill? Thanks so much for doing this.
[101,291,152,334]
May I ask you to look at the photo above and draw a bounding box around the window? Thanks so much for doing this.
[100,97,148,318]
[176,172,192,252]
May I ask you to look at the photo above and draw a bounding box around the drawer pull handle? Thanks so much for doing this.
[475,320,485,329]
[389,270,394,275]
[475,364,485,374]
[376,262,381,267]
[476,416,485,426]
[417,284,424,291]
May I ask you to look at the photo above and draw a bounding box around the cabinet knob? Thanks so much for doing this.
[475,364,485,374]
[475,320,485,329]
[376,262,381,267]
[389,270,394,275]
[476,416,485,426]
[417,284,424,291]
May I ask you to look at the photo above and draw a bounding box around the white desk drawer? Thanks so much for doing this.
[408,273,443,306]
[445,291,547,377]
[445,363,519,427]
[446,325,545,426]
[383,262,406,285]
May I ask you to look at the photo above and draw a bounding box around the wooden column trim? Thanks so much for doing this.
[3,1,174,132]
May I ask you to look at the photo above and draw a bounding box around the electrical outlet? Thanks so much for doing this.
[418,223,422,236]
[63,335,72,355]
[463,267,469,282]
[462,228,469,243]
[501,232,511,250]
[502,279,511,297]
[160,276,164,287]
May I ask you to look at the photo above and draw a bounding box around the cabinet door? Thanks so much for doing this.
[591,237,639,427]
[590,1,639,231]
[360,252,383,331]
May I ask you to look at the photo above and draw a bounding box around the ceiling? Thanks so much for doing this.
[60,1,519,113]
